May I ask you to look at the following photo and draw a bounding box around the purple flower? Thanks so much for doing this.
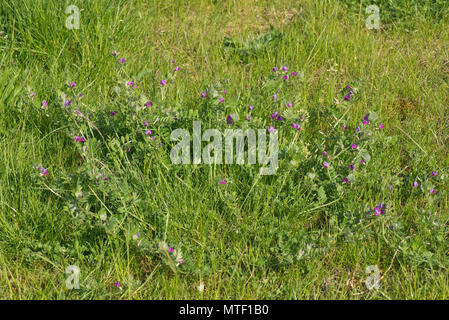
[74,136,86,142]
[112,51,117,56]
[127,81,134,87]
[160,79,167,86]
[248,105,254,111]
[343,177,348,183]
[430,188,437,194]
[247,115,252,121]
[145,129,152,135]
[413,181,419,187]
[321,151,327,157]
[349,164,355,170]
[374,206,382,216]
[39,166,49,176]
[220,179,226,185]
[143,121,149,127]
[283,75,289,80]
[145,101,151,107]
[351,143,358,149]
[270,111,279,120]
[268,126,275,133]
[348,90,353,95]
[287,101,293,108]
[42,100,48,108]
[323,162,329,168]
[273,93,278,101]
[292,71,298,77]
[226,115,232,125]
[111,111,116,116]
[432,171,437,176]
[272,67,277,72]
[201,92,207,98]
[281,66,288,72]
[360,158,366,164]
[219,97,224,103]
[175,66,181,71]
[70,82,76,88]
[119,57,126,64]
[104,177,108,181]
[344,95,351,101]
[389,185,393,191]
[115,281,121,288]
[292,122,301,131]
[168,246,174,253]
[342,124,347,130]
[379,123,384,129]
[64,99,71,106]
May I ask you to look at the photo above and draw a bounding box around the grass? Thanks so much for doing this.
[0,0,448,299]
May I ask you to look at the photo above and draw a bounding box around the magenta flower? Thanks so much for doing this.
[179,259,185,264]
[432,171,437,176]
[287,101,293,108]
[346,85,351,90]
[272,67,277,72]
[268,126,275,133]
[374,206,382,216]
[145,129,152,135]
[321,151,327,157]
[360,158,366,164]
[143,121,149,127]
[248,105,254,111]
[430,188,437,194]
[247,115,252,120]
[292,122,301,131]
[119,57,126,63]
[273,93,278,101]
[343,177,348,183]
[39,166,49,176]
[220,179,226,185]
[283,75,289,80]
[226,115,233,125]
[349,164,355,170]
[292,71,298,77]
[104,177,108,181]
[64,99,71,106]
[413,181,419,187]
[127,81,134,87]
[344,95,350,101]
[111,111,117,116]
[145,101,151,107]
[343,124,347,130]
[114,281,121,288]
[74,136,86,142]
[175,66,181,71]
[219,97,224,103]
[281,66,288,72]
[42,100,48,107]
[160,79,167,86]
[323,162,329,168]
[379,123,384,129]
[201,92,207,98]
[168,246,174,253]
[351,143,358,149]
[70,82,76,88]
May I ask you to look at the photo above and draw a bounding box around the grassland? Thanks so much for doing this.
[0,0,448,299]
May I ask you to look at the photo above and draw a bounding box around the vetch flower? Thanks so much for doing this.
[292,71,298,77]
[283,75,289,80]
[349,164,355,170]
[413,181,419,187]
[248,105,254,111]
[272,67,277,72]
[292,122,301,131]
[268,126,275,133]
[145,101,151,107]
[287,101,293,108]
[351,143,358,149]
[70,82,76,88]
[143,121,149,127]
[379,123,384,129]
[160,79,167,86]
[323,162,329,168]
[145,129,152,135]
[39,166,49,176]
[219,97,224,103]
[127,81,134,87]
[112,51,117,56]
[273,93,278,101]
[115,281,121,288]
[111,111,117,116]
[430,188,437,194]
[64,99,71,106]
[432,171,437,176]
[220,179,226,185]
[119,57,126,63]
[281,66,288,72]
[201,92,207,98]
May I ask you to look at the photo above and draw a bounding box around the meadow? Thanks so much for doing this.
[0,0,448,299]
